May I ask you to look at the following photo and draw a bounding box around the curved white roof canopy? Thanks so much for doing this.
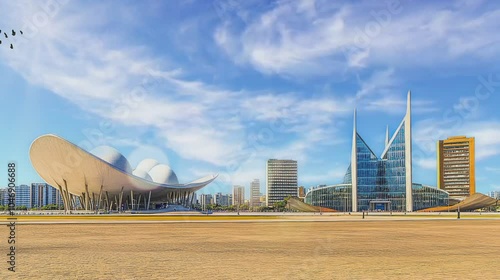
[29,134,218,201]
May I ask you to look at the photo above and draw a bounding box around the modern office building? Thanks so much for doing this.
[266,159,298,207]
[10,185,31,208]
[437,136,475,200]
[31,183,64,208]
[1,184,63,209]
[305,91,449,212]
[213,192,231,206]
[29,134,217,211]
[250,179,260,207]
[232,185,245,206]
[199,194,213,209]
[0,188,6,206]
[18,185,31,208]
[488,191,500,199]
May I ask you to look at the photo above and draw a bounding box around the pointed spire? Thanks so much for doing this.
[351,108,357,163]
[351,107,358,212]
[385,125,389,147]
[406,90,411,116]
[352,108,357,149]
[353,108,357,133]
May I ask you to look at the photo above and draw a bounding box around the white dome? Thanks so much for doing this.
[90,146,132,173]
[135,158,159,173]
[132,169,153,181]
[149,164,179,184]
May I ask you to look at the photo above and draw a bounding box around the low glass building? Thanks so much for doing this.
[305,92,449,212]
[305,183,448,212]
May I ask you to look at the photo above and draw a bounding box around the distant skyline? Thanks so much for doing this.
[1,1,500,198]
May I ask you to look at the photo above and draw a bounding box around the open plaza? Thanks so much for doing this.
[1,213,499,279]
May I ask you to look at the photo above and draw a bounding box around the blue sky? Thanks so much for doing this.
[1,0,500,197]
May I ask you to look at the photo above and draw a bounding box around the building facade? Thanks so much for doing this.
[214,193,231,206]
[437,136,475,200]
[0,188,6,206]
[1,184,63,209]
[266,159,298,207]
[199,194,212,209]
[232,185,245,206]
[7,185,31,208]
[31,183,63,208]
[305,92,449,212]
[250,179,261,207]
[298,186,306,199]
[488,191,500,199]
[30,134,218,211]
[260,195,266,206]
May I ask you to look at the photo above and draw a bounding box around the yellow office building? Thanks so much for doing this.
[437,136,475,199]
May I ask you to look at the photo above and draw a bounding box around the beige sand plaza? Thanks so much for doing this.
[1,214,500,279]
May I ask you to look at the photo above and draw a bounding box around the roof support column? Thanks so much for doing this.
[81,192,87,211]
[147,191,151,210]
[137,194,143,210]
[79,195,85,211]
[190,192,195,207]
[98,185,103,212]
[119,187,124,212]
[131,190,134,210]
[56,184,68,214]
[91,192,96,212]
[85,183,90,211]
[105,191,110,212]
[63,179,72,213]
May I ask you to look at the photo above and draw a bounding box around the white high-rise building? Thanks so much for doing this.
[199,194,213,209]
[488,191,500,199]
[250,179,261,207]
[233,185,245,206]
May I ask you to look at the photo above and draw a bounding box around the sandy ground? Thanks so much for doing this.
[1,218,499,279]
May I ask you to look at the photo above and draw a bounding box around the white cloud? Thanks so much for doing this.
[485,167,500,171]
[215,1,352,76]
[0,1,353,171]
[414,120,500,161]
[214,1,500,77]
[300,164,348,185]
[356,68,396,99]
[415,157,436,170]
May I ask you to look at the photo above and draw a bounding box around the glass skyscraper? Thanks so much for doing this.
[305,92,448,212]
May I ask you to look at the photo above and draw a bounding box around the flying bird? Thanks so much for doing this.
[0,29,23,49]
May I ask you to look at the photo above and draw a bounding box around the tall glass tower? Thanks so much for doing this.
[350,91,413,212]
[306,91,448,212]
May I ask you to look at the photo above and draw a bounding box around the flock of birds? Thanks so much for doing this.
[0,29,23,49]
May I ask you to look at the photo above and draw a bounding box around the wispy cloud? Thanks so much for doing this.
[485,167,500,173]
[415,157,436,170]
[214,1,500,77]
[300,165,348,185]
[0,1,353,174]
[414,120,500,161]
